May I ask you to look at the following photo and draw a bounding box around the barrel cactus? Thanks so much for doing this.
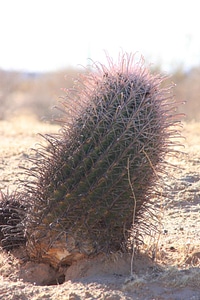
[1,53,183,268]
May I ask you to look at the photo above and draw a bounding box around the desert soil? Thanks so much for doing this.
[0,115,200,300]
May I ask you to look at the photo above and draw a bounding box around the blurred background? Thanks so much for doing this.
[0,0,199,122]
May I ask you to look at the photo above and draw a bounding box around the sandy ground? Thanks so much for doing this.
[0,115,200,300]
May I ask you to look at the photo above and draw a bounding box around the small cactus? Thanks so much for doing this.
[0,190,26,250]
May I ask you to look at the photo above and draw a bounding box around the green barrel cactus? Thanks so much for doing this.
[0,53,183,267]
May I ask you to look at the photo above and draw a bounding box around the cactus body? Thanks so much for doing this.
[18,54,182,267]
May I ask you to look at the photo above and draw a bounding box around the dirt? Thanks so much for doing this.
[0,115,200,299]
